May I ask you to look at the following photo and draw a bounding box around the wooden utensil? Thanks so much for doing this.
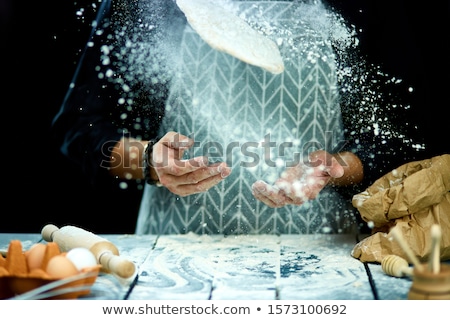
[41,224,136,279]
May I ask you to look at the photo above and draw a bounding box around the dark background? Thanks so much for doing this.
[2,0,449,234]
[3,0,143,234]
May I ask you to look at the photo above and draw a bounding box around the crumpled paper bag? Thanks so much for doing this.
[351,154,450,263]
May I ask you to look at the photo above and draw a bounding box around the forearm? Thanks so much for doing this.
[109,138,161,182]
[109,138,146,180]
[330,151,364,186]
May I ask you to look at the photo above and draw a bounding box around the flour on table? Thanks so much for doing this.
[175,0,284,74]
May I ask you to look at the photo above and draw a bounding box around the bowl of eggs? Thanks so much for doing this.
[0,240,101,299]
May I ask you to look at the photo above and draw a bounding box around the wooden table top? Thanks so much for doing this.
[0,233,414,300]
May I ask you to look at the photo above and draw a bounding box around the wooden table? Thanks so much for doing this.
[0,233,413,300]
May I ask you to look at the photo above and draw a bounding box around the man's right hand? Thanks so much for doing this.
[151,132,231,196]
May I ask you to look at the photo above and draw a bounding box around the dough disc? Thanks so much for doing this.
[176,0,285,74]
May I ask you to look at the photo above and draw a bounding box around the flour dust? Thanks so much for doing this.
[71,0,422,195]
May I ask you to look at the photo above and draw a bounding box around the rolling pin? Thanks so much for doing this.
[41,224,136,279]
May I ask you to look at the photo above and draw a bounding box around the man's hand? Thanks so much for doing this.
[251,150,345,208]
[152,132,231,196]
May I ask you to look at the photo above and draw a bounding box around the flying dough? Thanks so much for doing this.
[176,0,285,74]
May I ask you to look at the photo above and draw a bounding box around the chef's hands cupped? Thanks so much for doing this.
[251,150,345,208]
[151,132,231,196]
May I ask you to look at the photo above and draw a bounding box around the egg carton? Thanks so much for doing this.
[0,240,100,299]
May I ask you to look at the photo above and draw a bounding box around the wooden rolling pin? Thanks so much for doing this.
[41,224,136,279]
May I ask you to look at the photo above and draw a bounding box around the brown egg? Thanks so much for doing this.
[26,243,47,271]
[45,255,79,279]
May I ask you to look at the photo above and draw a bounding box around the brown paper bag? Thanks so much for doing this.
[351,154,450,263]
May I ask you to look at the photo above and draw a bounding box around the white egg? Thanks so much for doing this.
[66,247,97,271]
